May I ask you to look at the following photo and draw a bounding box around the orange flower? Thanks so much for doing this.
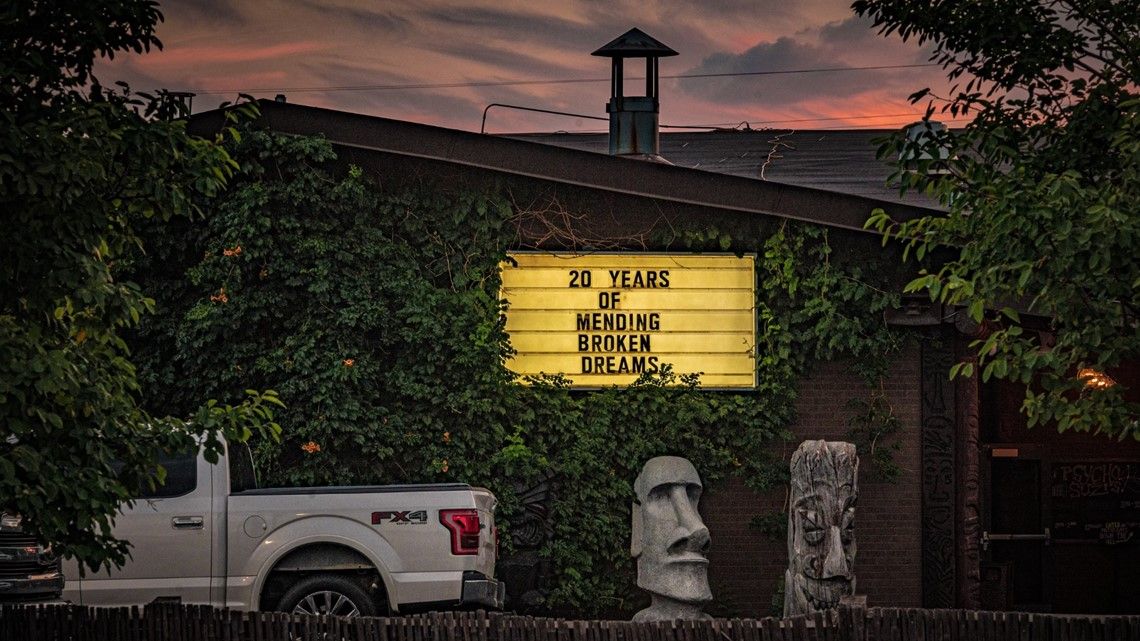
[209,287,228,304]
[223,245,243,257]
[440,459,449,473]
[343,358,355,367]
[301,441,321,454]
[442,431,451,444]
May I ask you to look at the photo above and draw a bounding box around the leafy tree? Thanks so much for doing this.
[855,0,1140,438]
[0,0,281,571]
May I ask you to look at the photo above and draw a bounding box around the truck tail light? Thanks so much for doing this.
[439,509,480,555]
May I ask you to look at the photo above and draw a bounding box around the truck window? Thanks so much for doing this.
[137,451,198,499]
[228,442,258,493]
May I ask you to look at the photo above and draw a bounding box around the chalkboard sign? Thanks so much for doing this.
[1050,462,1140,544]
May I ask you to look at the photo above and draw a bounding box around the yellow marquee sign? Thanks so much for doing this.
[501,253,757,388]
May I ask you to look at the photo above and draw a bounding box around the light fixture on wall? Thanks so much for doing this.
[1077,368,1117,389]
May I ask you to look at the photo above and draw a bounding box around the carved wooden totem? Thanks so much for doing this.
[784,440,859,616]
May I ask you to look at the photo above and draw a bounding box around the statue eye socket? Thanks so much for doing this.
[687,485,701,504]
[800,511,824,542]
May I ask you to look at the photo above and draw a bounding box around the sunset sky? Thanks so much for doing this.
[96,0,963,133]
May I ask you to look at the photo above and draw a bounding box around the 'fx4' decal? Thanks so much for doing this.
[371,510,428,525]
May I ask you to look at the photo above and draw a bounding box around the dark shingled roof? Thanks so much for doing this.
[188,100,942,234]
[507,129,942,209]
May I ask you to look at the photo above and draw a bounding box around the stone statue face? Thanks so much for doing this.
[631,456,712,607]
[785,441,858,615]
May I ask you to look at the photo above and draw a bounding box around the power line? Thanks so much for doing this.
[523,116,973,135]
[177,63,938,95]
[671,112,964,129]
[481,103,962,134]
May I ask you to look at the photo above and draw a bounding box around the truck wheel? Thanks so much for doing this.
[278,574,377,618]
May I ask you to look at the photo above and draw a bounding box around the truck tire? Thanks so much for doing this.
[277,574,378,617]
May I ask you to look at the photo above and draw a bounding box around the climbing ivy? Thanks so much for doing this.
[132,129,906,616]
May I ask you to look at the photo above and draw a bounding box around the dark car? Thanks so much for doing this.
[0,511,63,601]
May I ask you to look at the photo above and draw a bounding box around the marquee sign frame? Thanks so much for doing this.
[500,252,757,389]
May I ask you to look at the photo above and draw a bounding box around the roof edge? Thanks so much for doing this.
[188,100,942,235]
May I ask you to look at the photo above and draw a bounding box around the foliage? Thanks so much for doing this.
[134,127,905,615]
[0,0,281,572]
[500,368,786,612]
[855,0,1140,438]
[845,386,903,482]
[133,131,515,487]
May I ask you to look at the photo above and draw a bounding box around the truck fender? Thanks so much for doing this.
[245,516,400,611]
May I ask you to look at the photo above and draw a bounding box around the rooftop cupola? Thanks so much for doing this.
[592,28,677,159]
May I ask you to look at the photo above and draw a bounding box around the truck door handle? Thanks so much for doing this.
[171,516,204,530]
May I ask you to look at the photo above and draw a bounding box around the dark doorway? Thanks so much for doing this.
[980,378,1140,615]
[984,449,1049,611]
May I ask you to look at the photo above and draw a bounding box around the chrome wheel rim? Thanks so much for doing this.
[291,590,361,618]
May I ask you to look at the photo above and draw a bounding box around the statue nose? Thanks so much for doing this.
[670,486,710,553]
[822,525,850,578]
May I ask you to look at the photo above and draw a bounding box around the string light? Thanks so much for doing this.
[1077,368,1117,389]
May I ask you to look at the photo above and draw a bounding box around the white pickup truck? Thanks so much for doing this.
[61,443,503,617]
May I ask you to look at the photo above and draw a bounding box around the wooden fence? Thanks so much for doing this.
[2,604,1138,641]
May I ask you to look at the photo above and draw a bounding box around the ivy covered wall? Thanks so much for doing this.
[131,130,913,616]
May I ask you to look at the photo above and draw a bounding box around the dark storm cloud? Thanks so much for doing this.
[653,0,805,23]
[166,0,248,28]
[416,6,604,51]
[93,0,951,131]
[294,1,412,36]
[294,56,603,131]
[818,15,879,46]
[289,57,485,118]
[818,15,931,62]
[679,37,880,107]
[677,16,932,108]
[430,42,580,79]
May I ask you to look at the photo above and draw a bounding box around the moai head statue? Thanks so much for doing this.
[630,456,712,622]
[784,440,858,617]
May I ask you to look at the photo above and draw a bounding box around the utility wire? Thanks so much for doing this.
[525,116,973,135]
[481,104,959,134]
[177,63,938,95]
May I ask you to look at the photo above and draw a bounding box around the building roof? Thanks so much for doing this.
[507,129,940,208]
[591,28,679,58]
[189,100,942,234]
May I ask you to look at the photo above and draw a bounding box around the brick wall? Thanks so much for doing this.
[702,343,923,617]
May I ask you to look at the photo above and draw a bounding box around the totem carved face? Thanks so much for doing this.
[785,441,858,616]
[631,456,712,607]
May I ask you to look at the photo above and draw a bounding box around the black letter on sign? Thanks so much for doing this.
[569,270,592,288]
[599,291,621,309]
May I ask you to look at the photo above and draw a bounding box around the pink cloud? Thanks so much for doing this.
[133,41,327,69]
